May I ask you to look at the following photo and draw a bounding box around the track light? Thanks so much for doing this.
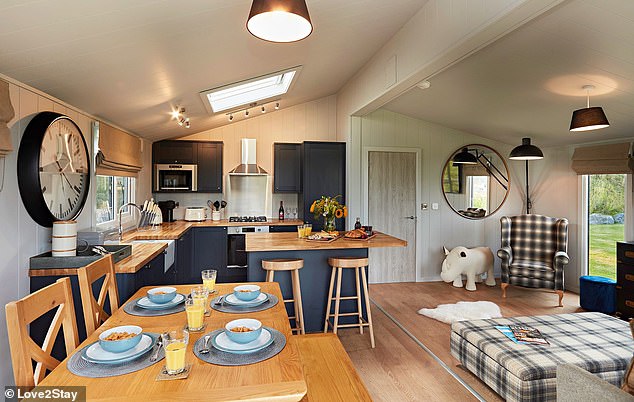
[229,114,233,121]
[245,109,249,117]
[275,102,280,110]
[261,106,266,113]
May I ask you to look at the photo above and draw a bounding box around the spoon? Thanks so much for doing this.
[149,334,164,362]
[214,295,224,306]
[199,335,211,354]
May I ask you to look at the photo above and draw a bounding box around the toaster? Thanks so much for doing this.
[184,207,206,221]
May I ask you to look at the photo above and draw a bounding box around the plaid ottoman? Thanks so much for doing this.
[450,312,634,402]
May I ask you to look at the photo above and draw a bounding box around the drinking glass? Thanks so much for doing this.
[297,224,305,238]
[185,298,205,331]
[201,269,217,293]
[191,286,209,315]
[163,329,189,375]
[305,223,312,236]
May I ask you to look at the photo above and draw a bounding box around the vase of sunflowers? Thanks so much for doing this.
[310,195,347,232]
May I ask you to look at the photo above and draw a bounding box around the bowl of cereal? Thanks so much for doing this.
[225,318,262,344]
[233,284,261,302]
[147,287,177,304]
[99,325,143,353]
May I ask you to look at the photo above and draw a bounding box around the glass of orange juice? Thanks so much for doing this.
[163,329,189,375]
[185,298,205,331]
[191,286,209,316]
[201,269,217,293]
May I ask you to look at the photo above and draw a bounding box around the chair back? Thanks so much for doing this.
[5,277,79,388]
[77,254,119,336]
[501,214,568,265]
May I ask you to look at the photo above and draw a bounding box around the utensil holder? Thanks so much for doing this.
[212,211,221,221]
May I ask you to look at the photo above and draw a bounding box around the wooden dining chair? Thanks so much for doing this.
[5,277,79,389]
[77,254,120,336]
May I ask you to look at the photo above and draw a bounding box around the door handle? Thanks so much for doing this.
[404,216,416,220]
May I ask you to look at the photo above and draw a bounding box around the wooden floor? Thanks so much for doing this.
[337,282,582,401]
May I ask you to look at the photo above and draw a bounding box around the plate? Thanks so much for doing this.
[82,333,156,364]
[223,293,269,307]
[212,329,273,354]
[136,293,186,310]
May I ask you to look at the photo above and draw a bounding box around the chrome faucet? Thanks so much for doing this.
[118,202,142,240]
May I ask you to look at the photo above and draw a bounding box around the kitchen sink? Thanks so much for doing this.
[30,244,132,269]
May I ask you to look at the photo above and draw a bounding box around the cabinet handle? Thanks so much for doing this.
[626,301,634,308]
[625,251,634,258]
[626,274,634,281]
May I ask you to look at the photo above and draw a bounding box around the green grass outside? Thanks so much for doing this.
[588,223,623,280]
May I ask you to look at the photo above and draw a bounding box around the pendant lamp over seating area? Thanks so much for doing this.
[247,0,313,43]
[570,85,610,132]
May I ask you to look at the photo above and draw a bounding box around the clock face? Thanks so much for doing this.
[18,112,91,227]
[38,117,90,220]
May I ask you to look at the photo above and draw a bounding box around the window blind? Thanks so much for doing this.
[571,142,633,175]
[95,122,143,177]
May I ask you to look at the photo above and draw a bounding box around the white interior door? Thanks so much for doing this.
[367,150,417,283]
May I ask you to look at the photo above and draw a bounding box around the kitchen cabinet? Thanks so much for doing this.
[175,229,194,285]
[191,227,228,284]
[269,225,297,233]
[299,142,346,231]
[197,141,223,193]
[135,253,166,288]
[274,143,301,193]
[153,140,197,164]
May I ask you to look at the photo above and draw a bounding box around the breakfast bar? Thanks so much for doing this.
[246,232,407,332]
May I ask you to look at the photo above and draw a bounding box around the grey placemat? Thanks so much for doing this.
[123,294,186,316]
[193,327,286,366]
[210,293,278,314]
[67,333,164,378]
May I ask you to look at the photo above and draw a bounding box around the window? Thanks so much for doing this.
[95,175,135,225]
[467,175,489,210]
[200,66,301,113]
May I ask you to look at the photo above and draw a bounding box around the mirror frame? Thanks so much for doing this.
[441,143,510,220]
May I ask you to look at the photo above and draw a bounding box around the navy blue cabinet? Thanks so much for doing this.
[299,142,346,231]
[175,229,194,284]
[269,225,297,233]
[274,143,301,193]
[135,253,165,288]
[152,140,197,164]
[197,142,223,193]
[191,227,228,284]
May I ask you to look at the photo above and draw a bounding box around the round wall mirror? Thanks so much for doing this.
[441,144,510,219]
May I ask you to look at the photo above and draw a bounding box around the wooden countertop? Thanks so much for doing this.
[245,231,407,252]
[29,242,167,277]
[125,219,304,241]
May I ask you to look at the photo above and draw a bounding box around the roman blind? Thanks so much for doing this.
[0,79,14,157]
[462,164,489,176]
[96,122,143,177]
[571,142,633,175]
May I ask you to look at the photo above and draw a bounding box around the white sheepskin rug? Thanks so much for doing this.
[417,301,502,324]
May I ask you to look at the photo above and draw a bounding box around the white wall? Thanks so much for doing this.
[0,77,150,386]
[359,109,525,281]
[159,95,338,218]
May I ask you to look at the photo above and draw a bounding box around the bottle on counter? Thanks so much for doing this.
[354,217,362,230]
[279,201,285,220]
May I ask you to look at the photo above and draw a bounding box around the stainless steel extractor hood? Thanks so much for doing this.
[229,138,268,175]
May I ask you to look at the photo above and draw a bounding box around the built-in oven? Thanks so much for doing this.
[154,164,198,192]
[226,226,269,282]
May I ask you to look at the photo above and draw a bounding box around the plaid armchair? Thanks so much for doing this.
[497,214,569,306]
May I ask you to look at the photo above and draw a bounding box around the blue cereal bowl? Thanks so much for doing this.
[99,325,143,353]
[233,284,261,301]
[225,318,262,344]
[147,287,177,304]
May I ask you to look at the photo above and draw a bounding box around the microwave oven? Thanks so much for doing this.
[154,164,198,192]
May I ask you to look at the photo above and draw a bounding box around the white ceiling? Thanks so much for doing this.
[384,0,634,148]
[0,0,427,140]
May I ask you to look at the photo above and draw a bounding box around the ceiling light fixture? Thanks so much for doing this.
[509,138,544,214]
[229,114,234,121]
[570,85,610,132]
[245,109,249,117]
[275,102,280,110]
[247,0,313,43]
[172,107,190,128]
[261,106,266,113]
[415,80,431,90]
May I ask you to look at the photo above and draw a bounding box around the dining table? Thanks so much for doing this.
[37,282,307,401]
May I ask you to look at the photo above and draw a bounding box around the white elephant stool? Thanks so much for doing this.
[441,246,496,291]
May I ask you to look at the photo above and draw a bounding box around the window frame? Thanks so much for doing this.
[95,174,136,229]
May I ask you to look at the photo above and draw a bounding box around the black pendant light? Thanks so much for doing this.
[452,147,478,165]
[570,85,610,132]
[247,0,313,43]
[509,138,543,214]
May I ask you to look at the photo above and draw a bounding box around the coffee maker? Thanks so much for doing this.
[158,200,176,223]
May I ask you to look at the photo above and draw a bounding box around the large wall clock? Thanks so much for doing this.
[18,111,91,227]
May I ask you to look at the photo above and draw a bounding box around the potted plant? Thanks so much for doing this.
[310,195,347,232]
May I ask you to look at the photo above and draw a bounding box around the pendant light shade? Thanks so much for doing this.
[452,147,478,164]
[247,0,313,43]
[569,85,610,132]
[509,138,543,160]
[570,107,610,132]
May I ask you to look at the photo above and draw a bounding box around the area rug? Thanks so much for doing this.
[418,301,502,324]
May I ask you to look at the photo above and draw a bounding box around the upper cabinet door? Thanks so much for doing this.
[197,142,223,193]
[274,143,301,193]
[153,141,197,164]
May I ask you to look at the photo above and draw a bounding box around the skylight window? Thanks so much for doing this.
[200,67,301,113]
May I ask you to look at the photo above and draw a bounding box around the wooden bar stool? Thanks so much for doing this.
[262,259,305,335]
[324,257,374,348]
